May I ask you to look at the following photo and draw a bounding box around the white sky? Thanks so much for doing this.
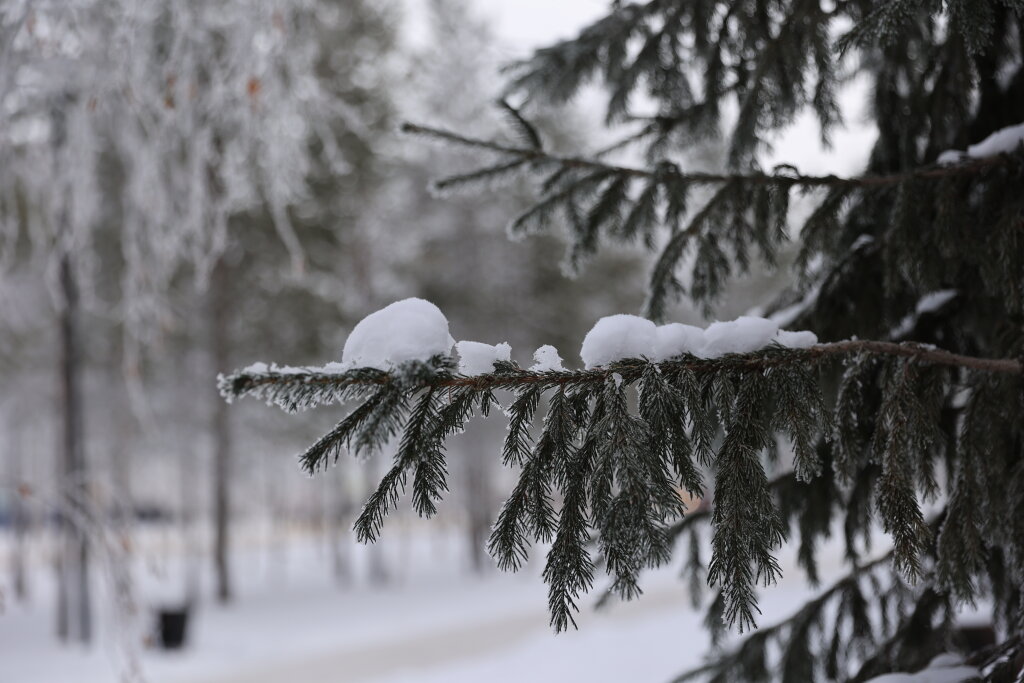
[476,0,610,55]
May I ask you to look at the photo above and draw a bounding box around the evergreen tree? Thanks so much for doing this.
[221,2,1024,680]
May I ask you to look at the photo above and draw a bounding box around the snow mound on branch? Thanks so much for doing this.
[580,315,657,369]
[774,329,818,349]
[239,362,309,375]
[891,289,958,338]
[342,298,455,370]
[531,345,565,372]
[653,323,705,360]
[938,121,1024,164]
[456,341,511,375]
[926,654,965,669]
[579,314,819,367]
[700,316,780,358]
[863,652,977,683]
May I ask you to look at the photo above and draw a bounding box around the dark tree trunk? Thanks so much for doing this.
[109,375,133,530]
[327,462,351,585]
[463,446,492,574]
[364,459,389,585]
[7,417,28,602]
[209,259,233,603]
[56,254,91,642]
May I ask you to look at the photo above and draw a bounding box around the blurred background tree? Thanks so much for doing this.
[0,1,665,673]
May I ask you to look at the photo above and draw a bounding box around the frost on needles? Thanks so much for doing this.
[220,298,1023,660]
[221,0,1024,680]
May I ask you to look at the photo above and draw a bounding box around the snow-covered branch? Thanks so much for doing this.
[221,339,1021,407]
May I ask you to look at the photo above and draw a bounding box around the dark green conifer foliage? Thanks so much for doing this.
[222,1,1024,680]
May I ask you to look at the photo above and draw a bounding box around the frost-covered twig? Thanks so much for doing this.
[221,340,1022,406]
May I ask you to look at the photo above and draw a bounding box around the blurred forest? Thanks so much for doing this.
[0,0,786,668]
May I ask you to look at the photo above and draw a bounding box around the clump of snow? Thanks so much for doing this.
[579,313,819,366]
[927,654,965,668]
[612,372,623,388]
[699,316,780,358]
[938,121,1024,165]
[936,150,965,165]
[966,122,1024,157]
[341,298,455,370]
[580,314,657,369]
[769,284,822,328]
[774,329,818,349]
[653,323,705,360]
[240,362,308,375]
[862,652,978,683]
[850,234,875,251]
[917,289,957,314]
[456,341,511,375]
[530,345,565,372]
[891,289,958,339]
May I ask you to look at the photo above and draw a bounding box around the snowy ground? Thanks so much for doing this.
[1,522,832,683]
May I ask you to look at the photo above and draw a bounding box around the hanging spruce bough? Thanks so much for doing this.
[222,0,1024,680]
[221,298,1023,680]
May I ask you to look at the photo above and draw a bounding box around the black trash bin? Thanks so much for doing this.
[156,606,190,649]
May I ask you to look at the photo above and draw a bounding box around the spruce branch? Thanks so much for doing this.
[672,550,899,683]
[220,342,1023,407]
[594,469,796,610]
[401,122,1020,192]
[219,341,1019,636]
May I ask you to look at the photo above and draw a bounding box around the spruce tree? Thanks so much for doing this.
[220,2,1024,680]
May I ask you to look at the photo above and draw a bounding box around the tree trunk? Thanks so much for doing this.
[462,441,493,574]
[56,254,91,642]
[179,402,202,606]
[327,462,351,585]
[364,458,389,585]
[109,375,133,529]
[209,259,233,603]
[7,416,28,602]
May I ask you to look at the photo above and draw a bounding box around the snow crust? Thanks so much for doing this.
[580,315,657,369]
[863,652,977,683]
[938,121,1024,164]
[654,323,705,360]
[341,298,455,370]
[530,345,565,372]
[700,316,780,358]
[456,341,512,375]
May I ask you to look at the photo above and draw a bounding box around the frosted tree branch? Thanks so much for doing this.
[220,340,1022,407]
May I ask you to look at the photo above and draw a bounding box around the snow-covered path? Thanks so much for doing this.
[1,526,830,683]
[191,577,702,683]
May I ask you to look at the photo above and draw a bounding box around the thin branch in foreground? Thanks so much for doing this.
[220,341,1022,405]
